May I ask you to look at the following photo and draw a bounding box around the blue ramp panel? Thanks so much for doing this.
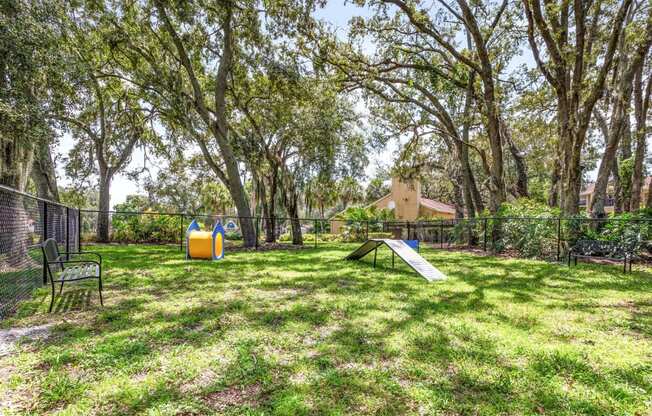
[345,239,447,282]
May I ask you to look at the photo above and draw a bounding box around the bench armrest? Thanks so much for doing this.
[49,259,101,268]
[61,251,102,264]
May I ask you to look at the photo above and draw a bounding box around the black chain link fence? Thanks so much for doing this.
[76,209,652,263]
[3,185,650,318]
[0,185,80,318]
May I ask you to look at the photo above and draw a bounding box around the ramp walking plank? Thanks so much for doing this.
[345,240,383,260]
[345,239,447,281]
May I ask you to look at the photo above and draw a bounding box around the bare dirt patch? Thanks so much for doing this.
[203,382,263,411]
[0,323,53,357]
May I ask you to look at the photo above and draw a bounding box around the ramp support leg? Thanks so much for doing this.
[373,247,377,268]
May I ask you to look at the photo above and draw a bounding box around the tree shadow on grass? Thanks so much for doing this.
[12,244,652,414]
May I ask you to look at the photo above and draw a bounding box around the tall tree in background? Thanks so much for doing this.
[60,80,155,242]
[338,176,364,209]
[377,0,511,213]
[632,62,652,210]
[522,0,634,215]
[0,0,61,193]
[56,9,155,241]
[96,0,315,247]
[311,0,518,215]
[589,3,652,218]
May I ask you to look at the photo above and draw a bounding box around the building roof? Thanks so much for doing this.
[581,177,652,196]
[419,197,456,214]
[329,193,455,219]
[364,193,391,209]
[580,182,595,196]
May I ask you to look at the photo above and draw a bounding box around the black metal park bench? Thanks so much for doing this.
[40,238,104,312]
[568,239,637,273]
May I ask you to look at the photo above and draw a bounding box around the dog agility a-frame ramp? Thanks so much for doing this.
[345,239,447,281]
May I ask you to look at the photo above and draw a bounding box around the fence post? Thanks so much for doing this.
[179,214,184,252]
[255,217,259,250]
[42,202,48,284]
[440,221,444,249]
[467,220,472,247]
[78,209,82,252]
[483,218,487,252]
[556,217,561,262]
[407,222,411,241]
[65,207,70,260]
[314,220,318,248]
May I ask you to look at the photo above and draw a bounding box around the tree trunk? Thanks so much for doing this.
[288,203,303,246]
[561,136,585,217]
[451,174,465,219]
[459,73,482,216]
[620,117,632,212]
[280,173,303,246]
[260,194,275,243]
[589,5,652,217]
[264,206,275,243]
[1,139,33,191]
[502,120,528,198]
[631,131,646,210]
[612,157,622,214]
[631,66,651,210]
[222,158,256,247]
[548,158,561,207]
[31,137,59,201]
[268,171,279,242]
[97,173,112,243]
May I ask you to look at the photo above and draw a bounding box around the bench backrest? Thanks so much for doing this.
[573,239,631,258]
[41,238,63,272]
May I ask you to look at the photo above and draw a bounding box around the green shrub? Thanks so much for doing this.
[225,231,242,241]
[334,206,395,223]
[368,232,393,239]
[489,199,563,258]
[111,212,182,244]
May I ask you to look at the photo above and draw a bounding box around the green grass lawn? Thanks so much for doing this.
[1,244,651,415]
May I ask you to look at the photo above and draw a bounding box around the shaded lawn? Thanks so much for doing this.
[1,244,651,415]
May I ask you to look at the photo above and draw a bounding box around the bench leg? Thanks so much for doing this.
[59,279,65,295]
[574,256,577,266]
[49,284,55,313]
[568,252,571,267]
[98,277,103,307]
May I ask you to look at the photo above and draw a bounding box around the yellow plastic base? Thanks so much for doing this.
[188,231,213,259]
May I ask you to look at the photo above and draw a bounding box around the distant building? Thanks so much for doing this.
[331,177,455,233]
[579,177,651,212]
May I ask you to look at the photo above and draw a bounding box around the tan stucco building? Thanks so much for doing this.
[580,178,651,212]
[331,177,455,233]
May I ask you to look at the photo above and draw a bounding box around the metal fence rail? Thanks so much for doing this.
[78,209,652,263]
[0,185,79,318]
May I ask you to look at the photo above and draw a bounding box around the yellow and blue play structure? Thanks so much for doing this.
[185,220,225,260]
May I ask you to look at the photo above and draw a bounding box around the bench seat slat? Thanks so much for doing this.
[58,263,100,281]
